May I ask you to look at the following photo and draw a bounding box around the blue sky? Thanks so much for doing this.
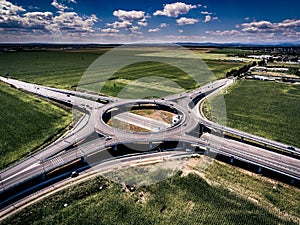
[0,0,299,43]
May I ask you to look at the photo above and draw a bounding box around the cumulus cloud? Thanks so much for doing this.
[160,23,168,28]
[0,0,26,28]
[51,0,70,12]
[0,0,98,35]
[137,21,148,27]
[148,28,160,32]
[201,11,212,15]
[203,15,218,23]
[241,19,300,33]
[113,10,146,21]
[176,17,199,26]
[101,28,119,33]
[23,12,53,29]
[109,9,149,33]
[206,30,241,36]
[107,20,132,29]
[129,25,142,34]
[206,18,300,42]
[0,0,25,15]
[51,12,98,33]
[153,2,197,17]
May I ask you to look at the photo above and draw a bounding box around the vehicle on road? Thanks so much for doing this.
[70,171,78,178]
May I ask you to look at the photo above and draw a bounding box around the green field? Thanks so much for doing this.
[1,170,297,225]
[207,48,254,55]
[205,80,300,147]
[0,83,72,169]
[0,50,248,97]
[206,160,300,219]
[205,60,245,79]
[0,51,105,89]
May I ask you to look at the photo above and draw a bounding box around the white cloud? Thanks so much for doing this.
[206,30,241,36]
[129,25,141,34]
[160,23,168,28]
[153,2,197,17]
[51,0,70,11]
[0,0,98,38]
[0,0,25,15]
[113,10,146,21]
[178,29,183,33]
[244,17,250,21]
[240,19,300,36]
[203,15,218,23]
[28,5,40,10]
[176,17,199,26]
[204,15,211,23]
[206,18,300,42]
[101,28,119,33]
[148,28,160,33]
[241,20,273,32]
[23,12,53,29]
[277,19,300,28]
[201,11,212,15]
[107,20,132,29]
[137,21,147,27]
[51,12,98,33]
[110,9,149,33]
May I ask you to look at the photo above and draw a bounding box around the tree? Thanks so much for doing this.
[251,61,257,67]
[258,59,266,67]
[288,67,300,76]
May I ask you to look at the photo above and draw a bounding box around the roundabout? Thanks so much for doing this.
[95,99,187,136]
[0,74,299,218]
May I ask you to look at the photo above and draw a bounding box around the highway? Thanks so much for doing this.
[0,75,299,217]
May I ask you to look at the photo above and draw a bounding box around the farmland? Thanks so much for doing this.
[1,157,298,225]
[0,51,105,89]
[204,79,300,147]
[0,83,72,169]
[0,50,248,96]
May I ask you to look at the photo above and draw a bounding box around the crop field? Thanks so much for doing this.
[207,48,254,55]
[0,50,106,89]
[205,60,246,79]
[0,50,248,97]
[1,158,298,225]
[267,62,300,69]
[0,83,72,169]
[205,80,300,147]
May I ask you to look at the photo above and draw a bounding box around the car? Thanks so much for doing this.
[70,171,79,178]
[105,137,112,141]
[287,146,295,150]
